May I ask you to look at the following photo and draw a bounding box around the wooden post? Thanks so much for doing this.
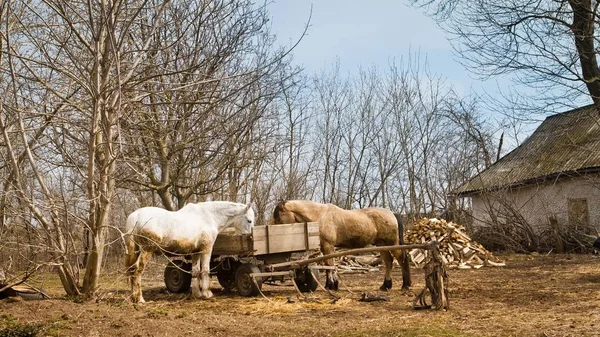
[303,222,309,250]
[413,241,450,310]
[265,225,270,254]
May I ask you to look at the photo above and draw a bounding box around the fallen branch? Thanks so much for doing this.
[359,292,389,302]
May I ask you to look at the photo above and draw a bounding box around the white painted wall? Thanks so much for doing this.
[469,174,600,232]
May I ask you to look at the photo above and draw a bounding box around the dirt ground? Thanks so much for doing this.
[1,253,600,337]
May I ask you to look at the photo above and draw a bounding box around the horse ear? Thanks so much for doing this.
[246,202,255,211]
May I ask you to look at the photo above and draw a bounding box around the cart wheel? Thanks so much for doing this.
[216,258,239,291]
[164,260,192,293]
[235,263,262,297]
[294,266,319,293]
[217,269,236,290]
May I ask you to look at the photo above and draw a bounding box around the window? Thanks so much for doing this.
[567,198,589,228]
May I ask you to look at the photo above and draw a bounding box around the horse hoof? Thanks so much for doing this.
[379,279,392,291]
[130,295,145,303]
[326,280,339,291]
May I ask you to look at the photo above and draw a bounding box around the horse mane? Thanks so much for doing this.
[186,201,247,216]
[273,200,286,223]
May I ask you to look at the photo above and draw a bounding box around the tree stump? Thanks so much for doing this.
[412,242,449,310]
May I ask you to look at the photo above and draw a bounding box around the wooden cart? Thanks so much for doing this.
[163,223,450,310]
[163,222,321,297]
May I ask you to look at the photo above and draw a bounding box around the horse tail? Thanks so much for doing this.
[394,212,412,288]
[273,200,286,224]
[394,213,405,245]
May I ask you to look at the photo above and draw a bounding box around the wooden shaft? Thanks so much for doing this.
[250,271,294,278]
[266,242,437,270]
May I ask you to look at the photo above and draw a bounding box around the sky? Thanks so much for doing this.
[266,0,496,98]
[265,1,546,150]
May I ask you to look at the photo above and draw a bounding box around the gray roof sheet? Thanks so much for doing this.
[454,105,600,195]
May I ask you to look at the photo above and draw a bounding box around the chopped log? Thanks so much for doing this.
[485,260,507,267]
[338,265,378,273]
[405,218,505,270]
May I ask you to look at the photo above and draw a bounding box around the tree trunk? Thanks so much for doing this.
[56,265,81,297]
[570,0,600,106]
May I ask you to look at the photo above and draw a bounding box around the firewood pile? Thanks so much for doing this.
[296,251,381,273]
[405,218,506,269]
[338,255,380,273]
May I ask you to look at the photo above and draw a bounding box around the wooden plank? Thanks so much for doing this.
[306,222,320,250]
[304,222,309,250]
[265,224,270,254]
[267,224,310,235]
[308,236,320,250]
[212,234,253,255]
[253,237,268,255]
[250,271,294,277]
[266,224,306,254]
[254,222,320,255]
[212,222,320,256]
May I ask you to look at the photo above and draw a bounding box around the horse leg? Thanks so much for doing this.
[124,235,138,287]
[380,251,393,291]
[199,251,213,299]
[190,255,202,299]
[391,249,411,289]
[322,242,338,290]
[190,252,213,300]
[131,251,152,303]
[125,252,137,288]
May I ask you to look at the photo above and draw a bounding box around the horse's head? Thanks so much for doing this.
[275,211,297,224]
[273,200,310,224]
[273,201,294,224]
[232,203,255,235]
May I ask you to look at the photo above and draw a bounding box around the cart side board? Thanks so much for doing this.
[212,222,320,256]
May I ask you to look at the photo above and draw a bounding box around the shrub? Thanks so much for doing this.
[0,323,42,337]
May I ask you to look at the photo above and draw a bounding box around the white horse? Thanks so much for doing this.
[124,201,255,303]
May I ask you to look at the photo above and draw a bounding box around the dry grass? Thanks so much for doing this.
[1,253,600,337]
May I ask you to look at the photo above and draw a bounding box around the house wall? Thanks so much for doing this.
[470,174,600,231]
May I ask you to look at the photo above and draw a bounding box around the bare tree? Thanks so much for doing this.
[379,57,447,218]
[0,0,295,299]
[273,67,314,201]
[302,55,487,218]
[411,0,599,111]
[312,62,352,204]
[118,1,293,211]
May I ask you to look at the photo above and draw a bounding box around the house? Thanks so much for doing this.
[453,105,600,246]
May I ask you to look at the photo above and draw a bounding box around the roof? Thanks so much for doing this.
[454,104,600,196]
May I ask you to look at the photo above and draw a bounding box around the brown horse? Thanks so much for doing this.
[273,200,411,291]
